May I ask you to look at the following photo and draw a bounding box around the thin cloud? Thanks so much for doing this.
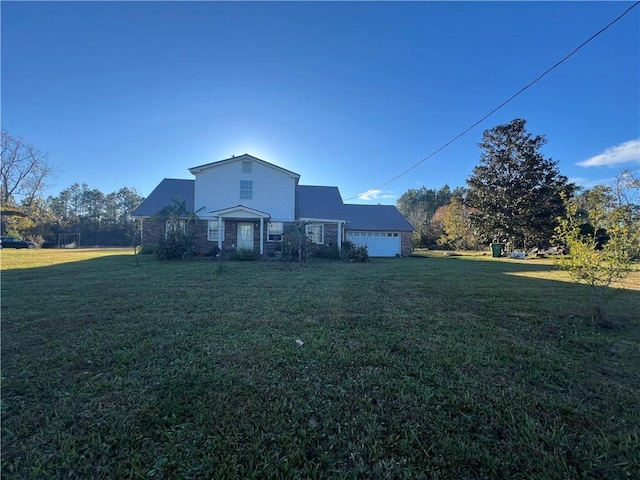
[576,139,640,167]
[357,189,397,202]
[568,177,589,187]
[569,176,616,188]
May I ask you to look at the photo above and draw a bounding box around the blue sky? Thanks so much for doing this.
[2,1,639,204]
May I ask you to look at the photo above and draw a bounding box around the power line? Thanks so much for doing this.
[345,1,640,201]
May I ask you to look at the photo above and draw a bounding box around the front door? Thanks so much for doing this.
[237,223,254,251]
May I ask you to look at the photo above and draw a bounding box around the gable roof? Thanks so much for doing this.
[295,185,344,221]
[131,179,195,217]
[210,204,271,218]
[188,154,300,179]
[342,204,414,231]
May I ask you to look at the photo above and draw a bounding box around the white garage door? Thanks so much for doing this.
[346,231,401,257]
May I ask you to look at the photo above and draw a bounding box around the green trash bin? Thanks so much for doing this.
[491,243,503,258]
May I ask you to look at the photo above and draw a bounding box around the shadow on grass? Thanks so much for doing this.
[2,253,639,478]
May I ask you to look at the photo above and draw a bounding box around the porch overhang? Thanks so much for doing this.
[210,204,271,219]
[209,205,271,255]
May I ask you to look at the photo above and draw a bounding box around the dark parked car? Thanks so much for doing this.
[0,236,35,249]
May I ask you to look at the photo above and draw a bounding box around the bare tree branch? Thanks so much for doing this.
[0,130,54,207]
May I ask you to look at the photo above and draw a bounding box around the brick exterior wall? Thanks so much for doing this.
[142,216,412,257]
[193,220,214,253]
[141,218,165,248]
[221,220,239,252]
[142,218,217,255]
[322,223,339,247]
[310,222,340,259]
[401,231,413,256]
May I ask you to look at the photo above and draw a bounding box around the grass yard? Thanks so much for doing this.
[1,249,639,479]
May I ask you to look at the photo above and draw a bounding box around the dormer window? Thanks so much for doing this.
[242,160,252,173]
[240,180,253,200]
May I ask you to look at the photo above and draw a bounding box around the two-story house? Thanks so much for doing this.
[131,154,413,257]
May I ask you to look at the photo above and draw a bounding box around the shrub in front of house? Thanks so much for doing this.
[342,240,370,262]
[155,230,194,260]
[281,223,317,262]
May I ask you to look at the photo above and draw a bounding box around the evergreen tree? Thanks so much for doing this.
[466,119,574,249]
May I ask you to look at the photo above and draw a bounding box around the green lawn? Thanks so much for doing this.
[2,249,639,479]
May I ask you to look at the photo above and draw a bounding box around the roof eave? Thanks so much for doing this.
[210,204,272,218]
[299,217,347,223]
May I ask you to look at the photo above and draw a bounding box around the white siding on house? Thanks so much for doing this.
[194,159,297,221]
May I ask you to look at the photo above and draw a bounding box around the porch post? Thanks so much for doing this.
[218,218,223,251]
[259,217,264,255]
[337,221,342,252]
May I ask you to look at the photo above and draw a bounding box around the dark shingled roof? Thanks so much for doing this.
[131,179,195,217]
[131,178,413,233]
[295,185,344,220]
[343,204,414,231]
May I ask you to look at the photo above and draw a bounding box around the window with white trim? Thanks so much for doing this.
[240,180,252,200]
[267,222,283,242]
[306,224,324,244]
[165,219,186,237]
[208,220,219,241]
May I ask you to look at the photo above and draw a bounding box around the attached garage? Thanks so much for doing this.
[342,203,414,257]
[347,231,402,257]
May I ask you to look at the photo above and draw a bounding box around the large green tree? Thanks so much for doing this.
[466,119,574,249]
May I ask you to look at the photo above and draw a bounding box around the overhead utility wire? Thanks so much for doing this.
[345,1,640,201]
